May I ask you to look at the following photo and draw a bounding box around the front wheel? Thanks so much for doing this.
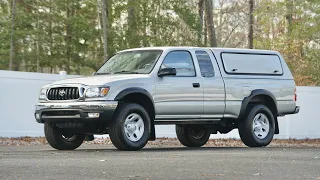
[176,125,210,147]
[44,122,85,150]
[108,103,151,151]
[238,104,275,147]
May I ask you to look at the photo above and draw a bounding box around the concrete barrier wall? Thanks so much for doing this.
[1,70,319,139]
[0,70,79,137]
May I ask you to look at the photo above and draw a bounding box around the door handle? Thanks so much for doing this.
[193,83,200,88]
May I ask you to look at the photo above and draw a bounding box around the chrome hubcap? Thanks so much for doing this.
[252,113,270,139]
[124,113,144,142]
[62,134,78,141]
[190,129,206,139]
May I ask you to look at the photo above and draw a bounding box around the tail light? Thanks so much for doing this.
[294,88,297,102]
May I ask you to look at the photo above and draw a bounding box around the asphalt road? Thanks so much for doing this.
[0,144,319,180]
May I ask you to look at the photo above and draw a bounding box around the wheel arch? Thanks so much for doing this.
[114,87,156,140]
[239,89,279,134]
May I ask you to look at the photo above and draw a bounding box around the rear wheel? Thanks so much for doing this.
[238,104,275,147]
[176,125,210,147]
[108,103,151,151]
[44,122,85,150]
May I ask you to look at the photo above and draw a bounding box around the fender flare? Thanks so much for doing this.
[239,89,278,119]
[114,87,156,140]
[114,87,153,102]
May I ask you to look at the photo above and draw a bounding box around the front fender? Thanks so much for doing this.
[114,87,153,101]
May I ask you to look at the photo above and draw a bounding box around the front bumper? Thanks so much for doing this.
[35,101,118,124]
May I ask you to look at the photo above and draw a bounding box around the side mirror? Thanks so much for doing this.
[158,68,176,77]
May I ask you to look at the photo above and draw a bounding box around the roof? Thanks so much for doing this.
[118,46,279,54]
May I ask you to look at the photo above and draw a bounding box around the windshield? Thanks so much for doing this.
[96,50,163,74]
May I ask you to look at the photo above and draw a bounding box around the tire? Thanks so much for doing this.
[238,104,275,147]
[176,125,210,147]
[44,122,85,150]
[108,103,151,151]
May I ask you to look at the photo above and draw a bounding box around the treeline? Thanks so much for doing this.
[0,0,319,85]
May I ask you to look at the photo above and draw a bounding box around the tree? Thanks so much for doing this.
[285,0,293,55]
[126,0,139,48]
[198,0,205,46]
[101,0,108,61]
[248,0,254,49]
[205,0,217,47]
[9,0,16,70]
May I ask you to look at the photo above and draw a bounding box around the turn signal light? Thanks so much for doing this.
[101,88,109,96]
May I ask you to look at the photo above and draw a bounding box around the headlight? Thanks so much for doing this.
[85,87,109,98]
[39,88,47,100]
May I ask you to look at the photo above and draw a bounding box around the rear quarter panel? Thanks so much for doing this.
[211,48,296,118]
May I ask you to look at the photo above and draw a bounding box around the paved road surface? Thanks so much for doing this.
[0,144,319,180]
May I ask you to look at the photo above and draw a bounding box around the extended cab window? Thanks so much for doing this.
[161,51,196,77]
[196,51,215,77]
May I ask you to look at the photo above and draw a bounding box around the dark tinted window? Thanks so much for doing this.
[161,51,196,77]
[196,51,215,77]
[221,53,283,75]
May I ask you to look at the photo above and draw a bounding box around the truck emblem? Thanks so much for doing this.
[59,89,66,96]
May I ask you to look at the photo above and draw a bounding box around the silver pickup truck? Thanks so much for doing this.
[35,47,299,151]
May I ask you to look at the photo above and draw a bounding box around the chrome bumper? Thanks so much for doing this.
[35,101,118,123]
[35,101,118,111]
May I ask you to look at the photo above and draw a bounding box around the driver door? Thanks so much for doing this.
[154,50,203,120]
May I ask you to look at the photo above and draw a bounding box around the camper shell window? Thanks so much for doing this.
[221,53,283,75]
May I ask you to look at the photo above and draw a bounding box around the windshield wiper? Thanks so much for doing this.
[113,71,139,74]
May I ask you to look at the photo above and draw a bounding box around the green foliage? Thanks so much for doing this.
[254,0,320,85]
[0,0,319,84]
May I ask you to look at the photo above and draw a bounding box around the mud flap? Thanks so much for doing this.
[148,120,156,141]
[275,118,279,134]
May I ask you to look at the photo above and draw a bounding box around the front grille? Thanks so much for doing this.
[47,87,79,100]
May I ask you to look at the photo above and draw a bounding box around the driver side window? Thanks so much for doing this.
[161,51,196,77]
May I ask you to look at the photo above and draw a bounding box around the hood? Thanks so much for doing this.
[51,74,151,86]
